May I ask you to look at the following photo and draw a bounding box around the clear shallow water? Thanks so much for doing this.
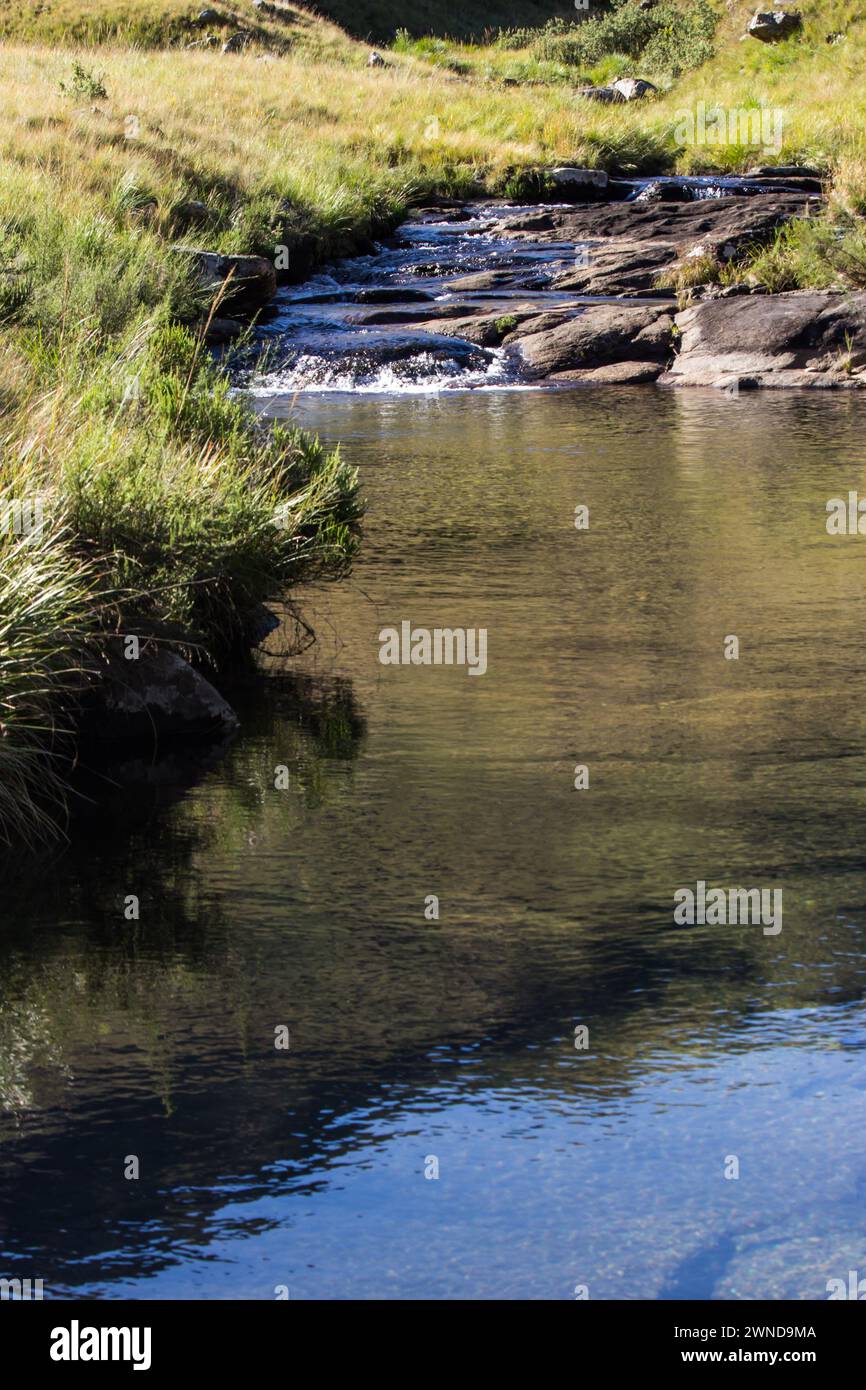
[3,388,866,1300]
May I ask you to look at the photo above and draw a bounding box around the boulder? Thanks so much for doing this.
[173,247,276,316]
[611,78,658,101]
[517,303,673,377]
[203,315,245,344]
[83,644,239,742]
[170,200,218,232]
[662,292,866,387]
[548,167,609,196]
[223,31,252,52]
[367,50,386,67]
[747,10,802,42]
[197,7,228,23]
[575,86,626,104]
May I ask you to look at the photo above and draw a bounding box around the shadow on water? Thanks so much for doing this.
[3,388,866,1297]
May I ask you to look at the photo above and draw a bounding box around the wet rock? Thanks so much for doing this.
[517,303,673,377]
[422,305,567,347]
[172,247,276,316]
[611,78,658,101]
[448,269,545,293]
[504,192,819,266]
[635,181,694,204]
[411,206,472,223]
[662,292,866,387]
[353,302,482,326]
[495,210,558,233]
[553,360,664,384]
[203,315,245,343]
[353,287,436,304]
[747,10,802,42]
[747,164,823,179]
[82,644,239,743]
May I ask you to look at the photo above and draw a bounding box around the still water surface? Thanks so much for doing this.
[2,387,866,1299]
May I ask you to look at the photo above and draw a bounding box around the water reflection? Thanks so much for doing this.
[2,389,866,1298]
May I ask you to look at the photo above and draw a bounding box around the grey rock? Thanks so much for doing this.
[611,78,658,101]
[553,360,664,384]
[171,199,218,231]
[367,50,386,67]
[517,303,673,377]
[197,8,228,24]
[223,31,252,52]
[548,167,609,192]
[553,240,678,297]
[664,292,866,386]
[173,247,276,316]
[87,644,239,741]
[575,86,626,104]
[747,10,802,42]
[203,315,245,343]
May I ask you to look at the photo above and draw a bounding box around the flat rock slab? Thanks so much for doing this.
[517,303,674,377]
[554,240,679,297]
[496,192,818,261]
[552,360,664,384]
[664,292,866,387]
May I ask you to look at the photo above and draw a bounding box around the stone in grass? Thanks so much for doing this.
[172,247,276,316]
[574,85,626,104]
[223,31,252,52]
[747,11,803,43]
[610,78,658,101]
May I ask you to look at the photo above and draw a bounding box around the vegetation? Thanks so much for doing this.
[3,0,866,840]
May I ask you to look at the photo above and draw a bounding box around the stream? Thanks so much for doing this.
[1,194,866,1300]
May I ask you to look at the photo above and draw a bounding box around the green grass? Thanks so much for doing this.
[3,0,866,842]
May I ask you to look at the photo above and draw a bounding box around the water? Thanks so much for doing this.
[3,237,866,1300]
[241,201,668,394]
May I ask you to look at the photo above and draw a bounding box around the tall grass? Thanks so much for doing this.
[0,528,98,847]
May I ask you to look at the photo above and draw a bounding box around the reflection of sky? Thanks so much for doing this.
[5,388,866,1299]
[90,1024,866,1301]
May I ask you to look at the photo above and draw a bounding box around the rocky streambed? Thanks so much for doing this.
[233,171,866,396]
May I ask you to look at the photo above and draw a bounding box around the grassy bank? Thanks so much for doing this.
[2,0,866,843]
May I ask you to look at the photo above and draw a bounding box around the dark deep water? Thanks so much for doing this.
[2,385,866,1299]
